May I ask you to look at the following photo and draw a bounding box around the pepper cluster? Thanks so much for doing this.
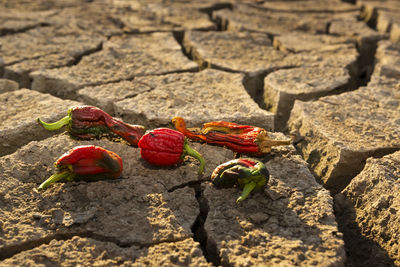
[37,106,291,203]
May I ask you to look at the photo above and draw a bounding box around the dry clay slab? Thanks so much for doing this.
[203,145,345,266]
[288,83,400,193]
[0,0,99,11]
[0,26,105,88]
[0,79,19,94]
[264,66,351,130]
[114,1,217,32]
[1,237,212,266]
[374,40,400,80]
[358,0,400,42]
[212,3,359,35]
[102,70,275,130]
[335,151,400,266]
[0,89,80,157]
[184,30,288,73]
[31,32,197,98]
[0,9,55,35]
[259,0,358,13]
[184,31,358,74]
[273,32,358,70]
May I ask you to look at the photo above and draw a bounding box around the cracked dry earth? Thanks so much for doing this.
[0,0,399,266]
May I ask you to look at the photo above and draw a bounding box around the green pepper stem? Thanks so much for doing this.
[38,170,73,190]
[183,139,205,175]
[37,115,71,131]
[236,181,256,203]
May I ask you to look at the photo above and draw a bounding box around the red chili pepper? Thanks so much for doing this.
[138,128,205,174]
[37,106,145,146]
[38,145,123,190]
[172,117,291,155]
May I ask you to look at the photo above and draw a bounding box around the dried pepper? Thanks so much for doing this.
[37,106,145,146]
[211,158,269,203]
[172,117,291,155]
[38,145,123,190]
[138,128,205,174]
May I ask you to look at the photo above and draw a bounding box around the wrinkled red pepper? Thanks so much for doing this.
[172,117,291,155]
[138,128,205,174]
[37,106,145,146]
[211,158,269,203]
[38,145,123,190]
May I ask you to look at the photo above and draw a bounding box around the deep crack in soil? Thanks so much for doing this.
[200,3,233,32]
[168,181,221,266]
[191,183,221,266]
[334,194,396,267]
[66,41,104,68]
[1,0,398,265]
[173,31,196,63]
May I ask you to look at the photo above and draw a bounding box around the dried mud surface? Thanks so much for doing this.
[1,0,399,266]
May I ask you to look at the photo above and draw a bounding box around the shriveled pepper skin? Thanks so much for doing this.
[38,145,123,190]
[108,120,145,146]
[211,158,269,203]
[138,128,184,166]
[56,145,122,178]
[37,106,145,146]
[138,128,205,174]
[172,117,291,155]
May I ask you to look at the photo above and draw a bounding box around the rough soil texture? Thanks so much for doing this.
[0,89,80,157]
[334,151,400,266]
[31,32,198,99]
[204,145,345,266]
[1,0,400,266]
[264,66,351,130]
[288,41,400,194]
[1,26,105,88]
[113,70,275,130]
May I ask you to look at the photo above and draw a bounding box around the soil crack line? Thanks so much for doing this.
[0,232,90,260]
[351,38,378,87]
[173,31,197,66]
[190,183,221,266]
[0,231,193,261]
[248,2,360,14]
[167,179,209,193]
[242,66,298,112]
[67,41,104,67]
[198,3,233,31]
[0,23,50,37]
